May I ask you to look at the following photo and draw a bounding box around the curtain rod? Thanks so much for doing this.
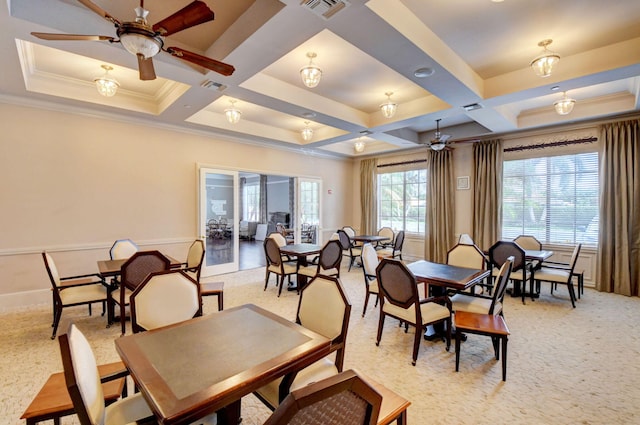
[377,158,426,168]
[504,136,597,153]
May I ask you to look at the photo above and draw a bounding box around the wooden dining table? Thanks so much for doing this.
[351,235,390,244]
[279,243,322,291]
[115,304,331,425]
[97,255,182,278]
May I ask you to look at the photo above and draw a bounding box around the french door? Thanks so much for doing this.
[296,178,322,244]
[199,168,239,276]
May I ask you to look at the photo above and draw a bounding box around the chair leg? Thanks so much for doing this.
[412,325,421,366]
[217,293,223,311]
[120,303,126,336]
[445,318,451,352]
[264,271,270,291]
[277,275,285,297]
[501,335,508,381]
[362,291,370,317]
[51,306,63,340]
[375,314,386,347]
[567,282,577,308]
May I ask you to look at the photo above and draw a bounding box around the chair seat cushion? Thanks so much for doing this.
[451,293,500,315]
[268,263,297,274]
[383,301,449,325]
[298,265,317,278]
[60,284,107,306]
[368,279,379,294]
[534,267,571,283]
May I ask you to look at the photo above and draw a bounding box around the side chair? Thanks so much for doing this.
[183,239,224,311]
[42,252,109,340]
[488,241,533,304]
[263,237,297,297]
[297,239,342,282]
[360,243,380,317]
[109,239,139,260]
[533,244,582,308]
[377,230,405,261]
[337,229,362,271]
[254,275,352,410]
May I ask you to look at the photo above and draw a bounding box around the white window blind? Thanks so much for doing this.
[378,169,427,234]
[502,152,599,245]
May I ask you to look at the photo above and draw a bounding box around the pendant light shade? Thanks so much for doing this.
[301,121,314,141]
[554,92,575,115]
[300,52,322,88]
[380,92,397,118]
[531,39,560,78]
[224,99,242,124]
[354,140,365,153]
[94,65,119,97]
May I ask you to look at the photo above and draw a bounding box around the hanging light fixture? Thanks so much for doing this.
[300,52,322,88]
[531,39,560,77]
[554,92,576,115]
[354,139,365,153]
[301,121,314,141]
[380,92,397,118]
[224,99,242,124]
[94,65,120,97]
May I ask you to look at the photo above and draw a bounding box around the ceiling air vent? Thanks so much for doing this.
[300,0,350,20]
[201,80,227,91]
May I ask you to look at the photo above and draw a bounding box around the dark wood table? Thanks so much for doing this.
[115,304,331,425]
[279,243,322,291]
[352,235,389,244]
[97,255,182,278]
[407,260,489,341]
[525,249,553,262]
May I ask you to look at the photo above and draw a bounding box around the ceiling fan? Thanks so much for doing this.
[31,0,235,81]
[427,119,452,151]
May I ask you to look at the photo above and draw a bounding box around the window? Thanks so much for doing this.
[242,183,259,221]
[502,152,599,245]
[378,169,427,233]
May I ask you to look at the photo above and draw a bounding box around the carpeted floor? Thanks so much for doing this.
[2,262,640,425]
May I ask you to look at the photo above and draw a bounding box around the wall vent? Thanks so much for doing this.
[300,0,350,20]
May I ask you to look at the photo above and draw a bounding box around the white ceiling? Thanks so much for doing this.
[3,0,640,158]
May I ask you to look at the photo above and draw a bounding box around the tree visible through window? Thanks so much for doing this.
[242,183,259,221]
[378,169,427,234]
[502,152,599,245]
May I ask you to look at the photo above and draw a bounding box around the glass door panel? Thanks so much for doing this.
[199,168,239,276]
[297,178,322,244]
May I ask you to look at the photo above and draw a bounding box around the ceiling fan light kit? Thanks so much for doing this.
[531,39,560,77]
[300,52,322,88]
[554,91,575,115]
[94,65,119,97]
[31,0,234,82]
[380,91,397,118]
[428,119,451,151]
[224,99,242,124]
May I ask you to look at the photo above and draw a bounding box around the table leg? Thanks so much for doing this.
[216,399,242,424]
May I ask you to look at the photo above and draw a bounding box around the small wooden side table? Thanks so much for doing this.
[454,311,510,381]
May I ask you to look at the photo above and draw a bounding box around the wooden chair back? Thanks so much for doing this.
[488,241,526,272]
[185,239,205,282]
[491,257,514,315]
[264,237,284,268]
[120,250,171,292]
[318,240,343,275]
[375,258,418,311]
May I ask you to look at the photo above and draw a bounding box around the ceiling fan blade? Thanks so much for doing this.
[152,1,214,36]
[166,47,235,76]
[440,134,451,142]
[138,54,156,80]
[77,0,121,26]
[31,32,115,42]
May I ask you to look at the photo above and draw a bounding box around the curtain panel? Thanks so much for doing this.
[597,119,640,296]
[472,139,503,252]
[424,150,454,263]
[360,158,378,235]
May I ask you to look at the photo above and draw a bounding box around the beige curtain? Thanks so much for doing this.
[472,139,503,252]
[597,119,640,296]
[424,150,454,263]
[360,158,378,235]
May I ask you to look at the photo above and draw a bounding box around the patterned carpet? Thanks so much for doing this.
[3,263,640,425]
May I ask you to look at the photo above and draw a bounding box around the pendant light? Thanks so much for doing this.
[354,139,365,153]
[380,92,397,118]
[301,121,314,141]
[94,65,119,97]
[531,39,560,78]
[300,52,322,88]
[224,99,242,124]
[554,92,575,115]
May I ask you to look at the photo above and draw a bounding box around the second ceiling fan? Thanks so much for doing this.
[31,0,235,81]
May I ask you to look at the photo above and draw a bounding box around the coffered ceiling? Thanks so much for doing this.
[3,0,640,158]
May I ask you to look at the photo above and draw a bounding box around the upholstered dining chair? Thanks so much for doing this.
[130,270,202,333]
[458,233,475,245]
[446,243,488,294]
[42,252,109,339]
[263,237,297,297]
[451,257,513,316]
[297,239,342,281]
[533,244,582,308]
[376,230,405,260]
[514,234,543,269]
[263,369,382,425]
[108,251,171,336]
[181,240,224,311]
[58,322,156,425]
[108,239,139,260]
[488,241,533,304]
[337,229,362,271]
[375,258,452,365]
[254,275,352,410]
[376,227,395,249]
[360,243,380,317]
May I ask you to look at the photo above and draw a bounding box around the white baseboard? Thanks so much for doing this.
[0,289,49,312]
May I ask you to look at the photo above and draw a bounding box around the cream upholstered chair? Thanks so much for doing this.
[182,240,224,311]
[263,369,382,425]
[458,233,475,245]
[42,252,109,339]
[375,258,452,365]
[376,227,395,249]
[58,322,155,425]
[360,243,380,317]
[533,244,582,308]
[446,243,488,294]
[297,240,342,280]
[451,257,513,316]
[376,230,405,260]
[255,275,352,410]
[488,241,533,304]
[108,251,171,335]
[263,237,297,297]
[109,239,138,260]
[130,270,202,333]
[513,235,542,250]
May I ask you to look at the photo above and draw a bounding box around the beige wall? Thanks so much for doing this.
[0,102,353,309]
